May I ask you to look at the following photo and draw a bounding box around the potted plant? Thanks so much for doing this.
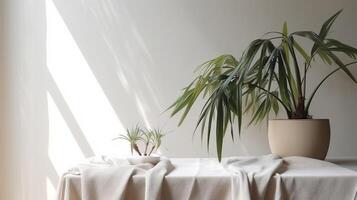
[169,10,357,161]
[113,125,165,164]
[114,125,143,156]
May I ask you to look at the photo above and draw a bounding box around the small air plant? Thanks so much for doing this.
[114,125,165,156]
[113,125,143,156]
[147,128,165,156]
[142,129,153,156]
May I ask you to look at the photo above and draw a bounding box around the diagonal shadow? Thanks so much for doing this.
[46,68,95,158]
[46,157,60,188]
[51,0,164,128]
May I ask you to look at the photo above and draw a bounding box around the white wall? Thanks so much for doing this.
[1,0,357,199]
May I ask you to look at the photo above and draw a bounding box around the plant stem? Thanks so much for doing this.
[292,96,306,119]
[133,144,142,156]
[144,142,149,156]
[301,51,318,86]
[148,146,155,156]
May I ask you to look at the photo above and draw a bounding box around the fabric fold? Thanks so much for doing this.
[57,156,173,200]
[222,154,283,200]
[58,155,357,200]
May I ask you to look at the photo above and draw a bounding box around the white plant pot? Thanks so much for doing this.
[127,156,160,165]
[268,119,330,160]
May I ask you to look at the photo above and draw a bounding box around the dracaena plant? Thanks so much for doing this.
[114,125,165,156]
[113,125,143,156]
[147,128,165,156]
[169,10,357,161]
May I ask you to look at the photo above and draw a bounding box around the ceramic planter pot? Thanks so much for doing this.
[268,119,330,160]
[127,156,160,165]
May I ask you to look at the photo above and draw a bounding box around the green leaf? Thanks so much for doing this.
[271,93,279,115]
[286,36,304,102]
[282,21,288,36]
[317,50,332,65]
[312,9,343,54]
[279,49,298,108]
[237,83,243,135]
[206,102,215,151]
[216,95,224,162]
[282,21,289,62]
[293,41,310,62]
[325,38,357,59]
[249,99,266,125]
[276,50,291,108]
[325,50,357,83]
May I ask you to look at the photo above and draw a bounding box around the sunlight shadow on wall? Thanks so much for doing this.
[47,92,85,174]
[46,177,57,200]
[46,0,134,195]
[134,94,152,129]
[46,0,130,159]
[47,72,95,158]
[87,0,164,112]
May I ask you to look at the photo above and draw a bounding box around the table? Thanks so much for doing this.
[58,158,357,200]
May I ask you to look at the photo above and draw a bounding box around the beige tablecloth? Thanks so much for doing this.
[57,156,357,200]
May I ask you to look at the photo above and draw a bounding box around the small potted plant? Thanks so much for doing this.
[113,125,143,156]
[169,10,357,161]
[113,125,165,164]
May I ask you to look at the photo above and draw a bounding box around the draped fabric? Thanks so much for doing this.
[57,156,357,200]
